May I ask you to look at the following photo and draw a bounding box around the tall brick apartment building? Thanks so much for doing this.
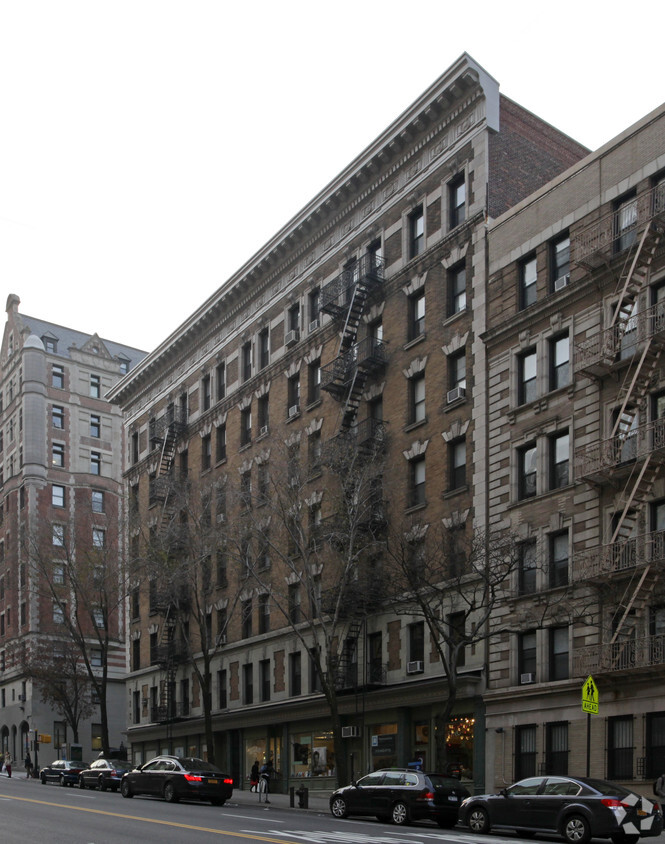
[0,295,145,763]
[484,104,665,790]
[109,53,589,793]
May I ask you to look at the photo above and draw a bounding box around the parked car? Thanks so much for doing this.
[79,756,133,792]
[329,767,470,827]
[459,775,664,844]
[120,755,233,805]
[40,759,88,787]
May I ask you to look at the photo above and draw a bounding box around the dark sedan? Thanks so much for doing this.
[459,775,663,844]
[330,768,470,826]
[120,755,233,805]
[40,759,88,787]
[79,757,133,792]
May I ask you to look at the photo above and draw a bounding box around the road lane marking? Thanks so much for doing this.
[0,793,305,843]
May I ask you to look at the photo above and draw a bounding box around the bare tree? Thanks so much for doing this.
[242,425,388,787]
[384,521,591,771]
[27,496,132,756]
[25,640,96,745]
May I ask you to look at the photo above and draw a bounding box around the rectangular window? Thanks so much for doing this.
[550,531,569,588]
[550,431,570,489]
[218,669,227,709]
[308,287,320,329]
[448,263,467,316]
[449,437,466,490]
[515,725,537,780]
[615,192,638,253]
[449,174,466,228]
[646,712,665,778]
[258,593,270,634]
[241,469,252,510]
[520,255,538,309]
[53,524,65,547]
[242,342,252,382]
[90,414,101,438]
[550,334,570,390]
[242,598,252,638]
[308,430,322,476]
[287,375,300,417]
[608,715,633,779]
[289,652,302,696]
[288,583,301,624]
[240,407,252,446]
[92,490,104,513]
[259,659,271,702]
[409,621,424,662]
[201,434,211,471]
[519,631,537,679]
[52,442,65,467]
[308,360,321,405]
[519,541,537,595]
[409,207,424,258]
[258,328,270,370]
[518,444,537,499]
[257,463,269,506]
[52,484,65,508]
[90,451,101,475]
[550,627,569,681]
[551,234,570,290]
[90,374,101,398]
[409,374,426,424]
[52,365,65,389]
[409,456,426,508]
[52,406,65,428]
[546,722,569,776]
[216,362,226,401]
[242,663,253,705]
[258,395,269,433]
[92,527,105,548]
[202,374,211,411]
[216,546,228,588]
[408,292,425,341]
[518,350,537,404]
[448,350,466,400]
[216,423,227,462]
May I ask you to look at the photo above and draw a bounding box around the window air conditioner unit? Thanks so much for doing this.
[342,726,360,738]
[554,274,570,292]
[407,660,424,675]
[447,386,466,404]
[285,329,300,347]
[259,425,269,437]
[309,319,320,332]
[520,672,536,684]
[288,405,300,419]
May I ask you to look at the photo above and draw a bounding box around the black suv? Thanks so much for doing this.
[329,768,470,827]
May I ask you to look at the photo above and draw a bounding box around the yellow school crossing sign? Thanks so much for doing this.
[582,675,599,714]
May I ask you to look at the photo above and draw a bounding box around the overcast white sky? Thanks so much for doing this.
[1,0,664,354]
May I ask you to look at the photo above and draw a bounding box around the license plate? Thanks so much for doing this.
[208,779,218,784]
[448,795,458,802]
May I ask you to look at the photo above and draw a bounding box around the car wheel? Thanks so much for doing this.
[99,776,107,792]
[120,780,133,798]
[163,781,179,803]
[79,777,86,789]
[467,806,491,834]
[59,775,66,787]
[40,774,46,785]
[330,796,348,818]
[391,801,410,825]
[563,814,591,844]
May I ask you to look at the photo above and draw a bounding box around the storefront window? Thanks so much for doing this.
[446,715,475,780]
[290,730,335,777]
[370,723,397,770]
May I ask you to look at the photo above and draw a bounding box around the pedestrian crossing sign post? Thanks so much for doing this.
[582,675,599,714]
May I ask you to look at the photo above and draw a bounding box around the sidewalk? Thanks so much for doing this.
[231,785,331,814]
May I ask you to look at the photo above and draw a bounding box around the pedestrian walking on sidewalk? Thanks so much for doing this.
[5,751,12,778]
[258,758,275,803]
[25,752,33,779]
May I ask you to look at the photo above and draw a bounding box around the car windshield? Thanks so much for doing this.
[177,758,222,773]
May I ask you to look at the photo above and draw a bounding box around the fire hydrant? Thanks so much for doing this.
[295,785,308,808]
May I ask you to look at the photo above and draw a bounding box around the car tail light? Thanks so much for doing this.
[184,774,203,782]
[416,789,435,801]
[601,798,632,810]
[224,778,233,785]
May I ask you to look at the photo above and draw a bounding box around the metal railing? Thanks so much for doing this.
[320,254,385,316]
[573,530,665,580]
[573,634,665,675]
[575,417,665,479]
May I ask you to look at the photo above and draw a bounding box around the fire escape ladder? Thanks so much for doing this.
[611,219,664,326]
[604,219,665,645]
[157,608,178,720]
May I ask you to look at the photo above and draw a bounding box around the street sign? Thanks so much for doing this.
[582,675,599,714]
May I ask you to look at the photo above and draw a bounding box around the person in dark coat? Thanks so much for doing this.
[250,760,259,792]
[24,751,33,779]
